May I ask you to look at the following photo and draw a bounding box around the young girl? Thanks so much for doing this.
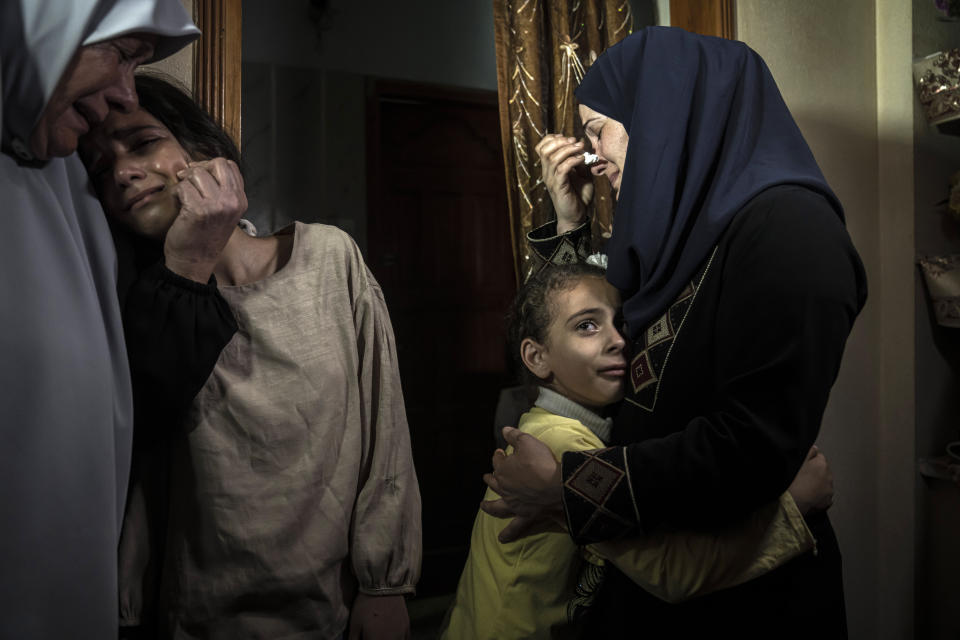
[441,263,831,639]
[80,74,421,639]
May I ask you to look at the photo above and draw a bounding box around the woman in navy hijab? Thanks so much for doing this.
[484,27,865,636]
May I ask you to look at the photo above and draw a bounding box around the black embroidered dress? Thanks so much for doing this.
[550,186,865,637]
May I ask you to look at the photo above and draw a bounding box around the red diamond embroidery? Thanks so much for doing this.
[631,350,657,393]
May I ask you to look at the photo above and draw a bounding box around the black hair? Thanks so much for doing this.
[133,73,244,177]
[87,74,246,289]
[506,262,608,387]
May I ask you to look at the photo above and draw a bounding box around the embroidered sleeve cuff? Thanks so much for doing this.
[526,218,592,271]
[561,447,643,545]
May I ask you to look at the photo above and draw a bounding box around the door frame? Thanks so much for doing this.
[670,0,736,39]
[192,0,242,146]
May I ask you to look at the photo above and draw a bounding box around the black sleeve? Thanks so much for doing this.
[562,190,867,542]
[123,262,238,432]
[525,218,593,275]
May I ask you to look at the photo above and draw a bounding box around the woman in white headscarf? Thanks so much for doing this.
[0,2,216,637]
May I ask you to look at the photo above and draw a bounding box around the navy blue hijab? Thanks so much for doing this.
[576,27,843,336]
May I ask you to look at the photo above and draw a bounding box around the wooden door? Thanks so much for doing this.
[670,0,736,38]
[367,80,516,596]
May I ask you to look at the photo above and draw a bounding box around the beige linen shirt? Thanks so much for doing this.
[130,223,421,639]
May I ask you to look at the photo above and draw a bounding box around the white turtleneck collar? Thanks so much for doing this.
[534,387,613,444]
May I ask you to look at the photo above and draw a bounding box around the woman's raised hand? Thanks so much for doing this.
[535,133,594,234]
[164,158,248,283]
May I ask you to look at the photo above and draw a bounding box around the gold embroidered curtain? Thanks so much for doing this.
[493,0,634,284]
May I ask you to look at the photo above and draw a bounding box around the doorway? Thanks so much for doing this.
[366,80,516,602]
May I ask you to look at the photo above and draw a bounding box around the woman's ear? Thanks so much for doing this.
[520,337,551,381]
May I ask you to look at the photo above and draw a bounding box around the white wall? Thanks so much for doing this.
[242,0,498,91]
[737,1,909,638]
[654,0,669,25]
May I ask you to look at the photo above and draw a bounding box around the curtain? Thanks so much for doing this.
[493,0,634,284]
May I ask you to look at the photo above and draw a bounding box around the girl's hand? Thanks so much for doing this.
[163,158,247,283]
[535,133,594,234]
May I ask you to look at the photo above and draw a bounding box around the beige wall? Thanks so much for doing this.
[738,1,915,638]
[876,0,916,637]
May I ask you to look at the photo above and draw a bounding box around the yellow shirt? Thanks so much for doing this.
[441,406,814,640]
